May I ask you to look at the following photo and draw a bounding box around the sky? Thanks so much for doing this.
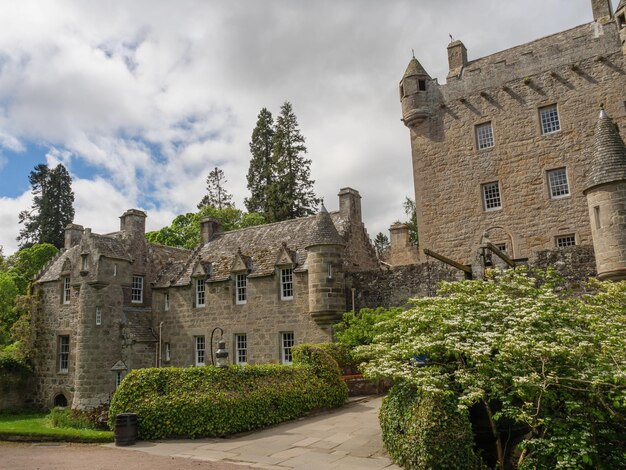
[0,0,612,255]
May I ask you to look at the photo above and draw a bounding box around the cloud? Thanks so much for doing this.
[0,190,32,254]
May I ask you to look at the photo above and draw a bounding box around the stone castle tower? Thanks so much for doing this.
[583,110,626,281]
[400,0,626,267]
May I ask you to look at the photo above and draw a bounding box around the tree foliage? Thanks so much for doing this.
[359,268,626,469]
[17,164,75,249]
[401,197,418,245]
[245,108,275,215]
[146,206,266,249]
[374,232,390,254]
[197,167,233,210]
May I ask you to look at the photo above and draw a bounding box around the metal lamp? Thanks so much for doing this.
[215,338,229,368]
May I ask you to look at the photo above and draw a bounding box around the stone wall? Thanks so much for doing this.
[0,369,35,411]
[532,245,597,282]
[404,16,626,266]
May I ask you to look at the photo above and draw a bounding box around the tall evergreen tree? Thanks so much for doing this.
[197,167,233,209]
[266,102,320,221]
[17,163,75,249]
[245,108,274,215]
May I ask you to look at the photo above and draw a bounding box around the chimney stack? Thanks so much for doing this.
[447,40,468,78]
[200,217,221,244]
[338,188,362,223]
[119,209,147,237]
[64,224,84,249]
[591,0,613,22]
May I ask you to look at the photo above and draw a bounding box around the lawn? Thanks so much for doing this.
[0,412,113,442]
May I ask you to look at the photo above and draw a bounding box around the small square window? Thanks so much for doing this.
[539,105,561,134]
[235,334,248,364]
[555,234,576,248]
[280,332,295,364]
[131,276,144,303]
[280,268,294,300]
[196,279,205,307]
[547,168,570,198]
[195,336,205,366]
[495,243,507,253]
[482,182,502,211]
[475,122,494,150]
[235,274,247,305]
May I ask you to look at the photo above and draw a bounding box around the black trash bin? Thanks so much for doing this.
[114,413,138,446]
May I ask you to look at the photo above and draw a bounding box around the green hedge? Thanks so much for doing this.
[301,342,358,375]
[108,344,348,439]
[380,383,484,470]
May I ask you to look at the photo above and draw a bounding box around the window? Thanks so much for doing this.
[555,234,576,248]
[280,268,293,300]
[164,342,171,362]
[235,334,247,364]
[594,206,601,229]
[327,262,333,280]
[475,122,494,150]
[58,336,69,373]
[164,292,170,311]
[418,79,426,91]
[62,277,71,304]
[195,279,205,307]
[115,371,123,388]
[131,276,143,303]
[482,182,502,211]
[495,243,507,253]
[95,306,102,326]
[81,255,87,271]
[539,104,560,134]
[235,274,247,305]
[280,332,295,364]
[113,263,117,277]
[195,336,205,366]
[547,168,570,198]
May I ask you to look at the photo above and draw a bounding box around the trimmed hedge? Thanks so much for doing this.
[380,383,484,470]
[303,342,359,375]
[108,344,348,439]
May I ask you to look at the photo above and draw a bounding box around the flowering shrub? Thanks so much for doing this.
[361,268,626,469]
[108,344,347,439]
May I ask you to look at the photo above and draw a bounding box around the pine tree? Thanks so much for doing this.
[245,108,274,215]
[267,102,320,222]
[17,164,75,249]
[374,232,390,254]
[197,167,233,209]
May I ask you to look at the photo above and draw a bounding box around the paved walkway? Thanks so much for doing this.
[107,396,400,470]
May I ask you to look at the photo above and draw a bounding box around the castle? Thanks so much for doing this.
[23,0,626,410]
[399,0,626,281]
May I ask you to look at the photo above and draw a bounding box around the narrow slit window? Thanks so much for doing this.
[95,306,102,326]
[196,279,205,307]
[594,206,601,229]
[235,334,247,364]
[62,277,71,304]
[58,336,69,373]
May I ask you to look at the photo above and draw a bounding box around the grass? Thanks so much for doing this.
[0,412,114,443]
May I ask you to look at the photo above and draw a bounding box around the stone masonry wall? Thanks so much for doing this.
[0,370,35,411]
[155,270,329,367]
[407,19,626,265]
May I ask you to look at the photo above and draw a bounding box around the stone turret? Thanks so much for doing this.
[305,204,345,327]
[399,57,432,128]
[583,110,626,281]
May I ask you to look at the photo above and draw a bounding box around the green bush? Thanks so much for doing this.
[300,342,358,375]
[334,307,403,350]
[0,344,32,376]
[380,382,483,470]
[108,344,347,439]
[49,408,92,430]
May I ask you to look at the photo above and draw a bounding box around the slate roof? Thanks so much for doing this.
[168,209,345,287]
[402,57,430,79]
[584,110,626,192]
[36,246,79,283]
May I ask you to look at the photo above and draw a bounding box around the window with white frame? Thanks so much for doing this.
[280,331,295,364]
[58,336,69,373]
[115,371,123,388]
[539,104,561,134]
[62,277,71,304]
[235,334,248,364]
[95,306,102,326]
[555,234,576,248]
[475,122,494,150]
[547,168,570,198]
[280,268,293,300]
[164,292,170,311]
[235,274,247,305]
[195,279,205,307]
[195,336,205,366]
[482,182,502,211]
[131,276,144,303]
[164,342,171,362]
[495,243,507,253]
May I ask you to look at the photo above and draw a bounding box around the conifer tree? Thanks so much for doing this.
[266,101,320,221]
[245,108,274,215]
[197,167,233,209]
[17,163,75,249]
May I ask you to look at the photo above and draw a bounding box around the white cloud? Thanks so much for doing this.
[0,191,32,255]
[0,0,603,253]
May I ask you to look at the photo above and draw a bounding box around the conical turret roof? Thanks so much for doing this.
[584,110,626,192]
[305,203,344,247]
[403,57,430,79]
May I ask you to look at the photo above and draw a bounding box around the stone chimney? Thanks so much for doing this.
[338,188,362,223]
[447,40,468,78]
[64,224,84,249]
[200,217,221,244]
[119,209,147,237]
[388,223,420,266]
[591,0,613,22]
